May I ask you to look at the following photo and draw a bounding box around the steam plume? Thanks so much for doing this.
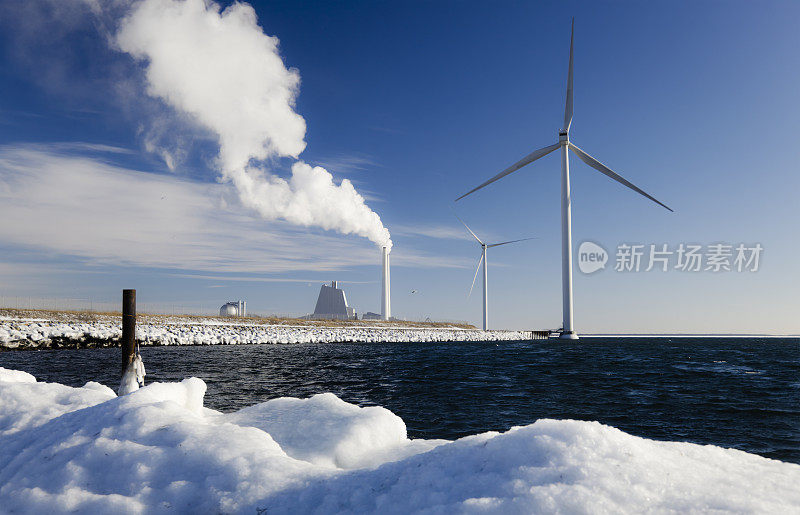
[115,0,392,249]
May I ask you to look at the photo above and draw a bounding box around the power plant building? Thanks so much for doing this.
[312,281,356,320]
[219,300,246,317]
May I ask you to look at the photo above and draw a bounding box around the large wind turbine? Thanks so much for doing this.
[456,214,534,331]
[456,20,672,339]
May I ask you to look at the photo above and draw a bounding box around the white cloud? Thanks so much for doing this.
[0,145,460,274]
[0,145,368,272]
[169,274,375,284]
[314,155,378,174]
[45,142,134,154]
[393,224,475,241]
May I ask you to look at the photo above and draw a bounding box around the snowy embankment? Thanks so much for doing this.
[0,317,528,349]
[1,368,798,514]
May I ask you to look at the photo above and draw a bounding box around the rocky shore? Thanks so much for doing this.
[0,311,530,350]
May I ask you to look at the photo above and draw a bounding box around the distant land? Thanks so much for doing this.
[583,334,800,338]
[0,308,533,350]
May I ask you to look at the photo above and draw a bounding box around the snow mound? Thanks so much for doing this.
[1,369,798,514]
[227,393,444,469]
[0,373,115,437]
[0,367,36,383]
[266,419,800,514]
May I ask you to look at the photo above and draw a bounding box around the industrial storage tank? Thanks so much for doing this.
[219,300,246,317]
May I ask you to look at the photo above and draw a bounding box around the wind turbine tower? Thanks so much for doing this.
[456,20,672,339]
[456,215,534,331]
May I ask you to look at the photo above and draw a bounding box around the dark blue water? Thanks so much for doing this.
[2,337,798,463]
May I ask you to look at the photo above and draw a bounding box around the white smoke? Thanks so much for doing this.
[115,0,392,250]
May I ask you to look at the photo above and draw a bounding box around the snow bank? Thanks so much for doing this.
[0,366,36,383]
[0,318,528,348]
[265,420,800,514]
[226,393,444,469]
[0,371,115,437]
[1,369,798,514]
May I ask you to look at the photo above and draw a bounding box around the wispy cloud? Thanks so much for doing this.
[0,109,46,126]
[0,144,460,275]
[170,273,376,284]
[46,142,135,155]
[369,126,403,135]
[392,224,474,241]
[313,154,378,174]
[388,251,473,269]
[0,144,370,273]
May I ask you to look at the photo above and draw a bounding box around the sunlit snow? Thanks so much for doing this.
[1,367,798,513]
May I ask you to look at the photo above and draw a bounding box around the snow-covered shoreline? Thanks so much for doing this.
[1,366,798,513]
[0,316,531,349]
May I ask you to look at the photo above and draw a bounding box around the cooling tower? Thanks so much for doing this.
[381,247,391,320]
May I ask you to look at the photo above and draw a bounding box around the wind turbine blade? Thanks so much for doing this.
[568,143,674,212]
[455,142,560,201]
[467,253,484,299]
[563,18,574,132]
[488,237,537,248]
[453,213,484,245]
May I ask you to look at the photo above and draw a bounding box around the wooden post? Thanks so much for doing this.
[121,289,136,375]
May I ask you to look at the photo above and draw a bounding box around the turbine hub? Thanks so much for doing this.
[558,130,569,145]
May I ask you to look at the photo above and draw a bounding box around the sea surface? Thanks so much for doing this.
[2,337,798,464]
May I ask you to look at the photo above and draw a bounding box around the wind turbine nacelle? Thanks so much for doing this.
[558,130,569,144]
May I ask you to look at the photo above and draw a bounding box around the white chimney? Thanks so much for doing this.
[381,247,391,320]
[387,251,391,318]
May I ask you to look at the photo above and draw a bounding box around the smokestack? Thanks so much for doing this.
[381,247,391,320]
[387,251,391,318]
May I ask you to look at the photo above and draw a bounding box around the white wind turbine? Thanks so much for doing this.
[456,214,534,331]
[456,20,672,339]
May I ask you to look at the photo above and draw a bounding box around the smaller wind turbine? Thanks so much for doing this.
[455,214,534,331]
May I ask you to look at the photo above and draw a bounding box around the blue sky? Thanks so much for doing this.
[0,0,798,333]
